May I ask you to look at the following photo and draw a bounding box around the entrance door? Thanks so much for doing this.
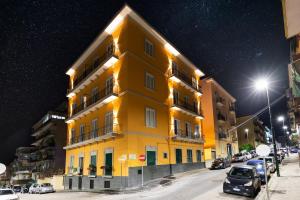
[105,153,113,176]
[146,151,156,166]
[68,178,72,190]
[78,177,82,190]
[175,149,182,164]
[227,144,232,158]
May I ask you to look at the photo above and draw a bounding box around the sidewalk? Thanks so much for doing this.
[256,153,300,200]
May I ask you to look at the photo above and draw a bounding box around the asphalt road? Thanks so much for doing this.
[19,161,257,200]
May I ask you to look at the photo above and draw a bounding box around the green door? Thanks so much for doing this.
[176,149,182,164]
[147,151,156,166]
[105,153,113,176]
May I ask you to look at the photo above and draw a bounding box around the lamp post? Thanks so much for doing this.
[255,78,280,177]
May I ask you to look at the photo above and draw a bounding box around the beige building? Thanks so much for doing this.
[201,78,238,164]
[236,115,266,149]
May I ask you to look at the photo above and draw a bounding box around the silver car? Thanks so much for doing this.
[258,157,276,173]
[29,183,55,194]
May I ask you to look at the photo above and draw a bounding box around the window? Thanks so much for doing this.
[71,128,75,144]
[184,96,189,105]
[91,119,98,138]
[69,155,74,173]
[174,119,180,135]
[196,150,201,162]
[79,125,85,142]
[78,155,84,175]
[105,112,113,134]
[107,43,114,56]
[90,180,94,189]
[145,107,156,128]
[144,39,154,56]
[185,122,192,137]
[147,150,156,166]
[89,152,97,176]
[195,125,200,137]
[105,76,114,95]
[192,77,197,89]
[145,72,155,90]
[91,87,98,103]
[72,103,77,112]
[173,90,179,104]
[187,149,193,163]
[172,61,178,74]
[81,96,87,108]
[175,149,182,164]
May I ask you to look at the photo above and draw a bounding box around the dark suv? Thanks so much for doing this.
[210,158,231,169]
[223,165,261,198]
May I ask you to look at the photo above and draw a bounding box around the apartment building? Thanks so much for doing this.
[236,115,266,149]
[11,106,66,187]
[64,5,205,190]
[201,78,238,164]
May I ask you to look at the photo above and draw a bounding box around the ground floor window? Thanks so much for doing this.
[105,152,113,176]
[175,149,182,164]
[196,150,201,162]
[78,156,84,175]
[187,149,193,163]
[147,150,156,166]
[89,153,97,176]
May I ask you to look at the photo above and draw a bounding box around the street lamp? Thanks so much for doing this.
[255,78,280,177]
[283,125,288,130]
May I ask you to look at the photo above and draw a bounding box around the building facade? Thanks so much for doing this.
[236,115,266,149]
[201,78,238,163]
[11,108,66,185]
[64,6,205,190]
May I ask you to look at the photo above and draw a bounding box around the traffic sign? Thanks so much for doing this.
[256,144,271,157]
[138,155,146,161]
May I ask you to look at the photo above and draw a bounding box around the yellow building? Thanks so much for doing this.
[201,78,238,165]
[63,5,205,190]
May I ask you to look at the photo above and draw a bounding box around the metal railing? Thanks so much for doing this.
[170,67,202,93]
[219,132,228,139]
[216,97,225,105]
[173,98,202,116]
[73,46,116,89]
[217,113,226,121]
[72,83,117,116]
[69,124,118,145]
[173,129,204,140]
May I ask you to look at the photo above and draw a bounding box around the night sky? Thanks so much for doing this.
[0,0,289,165]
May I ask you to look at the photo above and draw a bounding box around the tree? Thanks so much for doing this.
[239,144,254,152]
[290,134,299,147]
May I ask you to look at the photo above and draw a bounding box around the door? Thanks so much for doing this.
[78,156,84,175]
[105,76,114,95]
[227,144,232,159]
[146,151,156,166]
[105,153,113,176]
[68,179,72,190]
[175,149,182,164]
[174,119,180,135]
[173,90,179,104]
[78,177,82,190]
[91,119,98,138]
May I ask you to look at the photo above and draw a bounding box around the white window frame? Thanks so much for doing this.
[105,76,114,95]
[145,107,156,128]
[145,72,155,90]
[105,111,113,134]
[79,124,85,141]
[91,119,98,138]
[144,39,154,56]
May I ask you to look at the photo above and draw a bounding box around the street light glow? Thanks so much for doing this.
[277,116,284,122]
[245,128,249,133]
[254,78,269,91]
[283,125,288,130]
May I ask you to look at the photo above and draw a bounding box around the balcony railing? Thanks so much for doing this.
[216,97,225,106]
[217,113,226,122]
[72,83,117,117]
[69,124,118,145]
[73,46,116,89]
[170,67,202,93]
[218,132,228,139]
[173,129,204,143]
[173,98,202,116]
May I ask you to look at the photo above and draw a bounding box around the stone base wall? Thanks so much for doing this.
[64,162,205,190]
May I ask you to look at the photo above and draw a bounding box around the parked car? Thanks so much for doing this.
[210,158,231,169]
[0,188,19,200]
[269,153,282,163]
[258,157,276,173]
[245,152,252,160]
[247,160,270,183]
[29,183,55,194]
[223,165,261,198]
[232,153,246,162]
[250,150,257,158]
[290,147,299,153]
[12,185,21,193]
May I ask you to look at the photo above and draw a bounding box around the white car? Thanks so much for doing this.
[29,183,55,194]
[0,188,19,200]
[244,152,252,160]
[258,157,276,173]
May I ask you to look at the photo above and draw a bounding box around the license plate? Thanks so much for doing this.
[233,187,240,191]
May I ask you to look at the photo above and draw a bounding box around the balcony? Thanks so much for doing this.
[169,67,202,95]
[229,120,236,127]
[216,97,225,107]
[217,113,226,123]
[172,129,204,143]
[218,132,228,140]
[232,136,238,142]
[171,98,204,119]
[64,124,119,150]
[67,47,118,97]
[229,105,235,114]
[66,83,118,122]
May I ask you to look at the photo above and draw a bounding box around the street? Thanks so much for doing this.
[18,162,254,200]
